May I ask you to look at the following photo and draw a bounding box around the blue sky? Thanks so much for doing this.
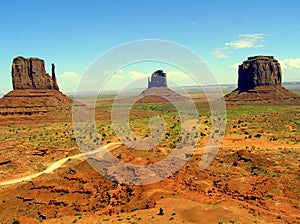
[0,0,300,93]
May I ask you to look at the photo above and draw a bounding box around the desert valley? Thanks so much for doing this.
[0,54,299,224]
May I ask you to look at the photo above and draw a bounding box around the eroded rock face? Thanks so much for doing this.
[12,56,59,90]
[0,56,72,120]
[142,70,187,102]
[148,70,167,88]
[51,63,59,90]
[225,55,299,103]
[238,56,282,91]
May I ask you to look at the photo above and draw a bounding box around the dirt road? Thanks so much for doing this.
[0,142,121,186]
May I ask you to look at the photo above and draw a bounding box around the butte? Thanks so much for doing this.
[140,70,188,103]
[225,56,300,104]
[0,56,72,123]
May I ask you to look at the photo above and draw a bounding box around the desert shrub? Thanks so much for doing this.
[269,136,277,141]
[158,208,164,215]
[254,133,261,138]
[130,207,138,212]
[266,194,274,198]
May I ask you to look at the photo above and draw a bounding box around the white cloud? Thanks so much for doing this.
[225,33,265,49]
[128,70,148,79]
[59,71,82,92]
[104,69,113,76]
[112,70,190,81]
[168,71,190,80]
[211,33,266,58]
[123,70,190,81]
[60,71,81,79]
[194,59,209,64]
[229,63,240,69]
[278,58,300,69]
[211,48,229,58]
[108,70,192,88]
[111,70,148,80]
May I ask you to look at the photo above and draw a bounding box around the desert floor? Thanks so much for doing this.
[0,94,299,224]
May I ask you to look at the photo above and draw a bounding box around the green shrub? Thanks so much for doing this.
[266,194,274,199]
[130,207,138,212]
[158,208,164,215]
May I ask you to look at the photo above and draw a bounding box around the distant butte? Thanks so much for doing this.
[141,70,187,102]
[225,56,300,103]
[0,56,72,122]
[147,70,167,88]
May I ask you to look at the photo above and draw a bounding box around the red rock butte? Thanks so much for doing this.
[225,56,300,103]
[141,70,188,103]
[12,56,59,90]
[0,56,72,122]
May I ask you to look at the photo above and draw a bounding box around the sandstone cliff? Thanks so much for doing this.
[148,70,167,88]
[0,56,72,122]
[225,55,299,103]
[12,56,59,90]
[142,70,187,102]
[238,56,281,91]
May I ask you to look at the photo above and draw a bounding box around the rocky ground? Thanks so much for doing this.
[0,96,299,224]
[0,142,299,224]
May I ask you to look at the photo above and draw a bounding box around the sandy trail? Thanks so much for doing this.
[0,142,121,186]
[0,143,233,187]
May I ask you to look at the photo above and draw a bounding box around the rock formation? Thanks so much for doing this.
[0,56,72,122]
[225,56,299,103]
[141,70,187,102]
[51,63,59,90]
[12,56,59,90]
[238,56,281,91]
[148,70,167,88]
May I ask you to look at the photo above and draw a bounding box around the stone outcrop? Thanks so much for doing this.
[12,56,59,90]
[0,89,72,119]
[51,63,59,90]
[238,56,281,91]
[142,70,187,102]
[0,56,72,122]
[148,70,167,88]
[225,55,299,103]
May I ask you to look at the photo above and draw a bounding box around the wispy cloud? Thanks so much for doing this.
[111,70,148,80]
[59,71,82,92]
[229,62,240,69]
[211,33,266,58]
[168,71,190,80]
[225,34,265,49]
[111,69,192,84]
[112,70,189,80]
[60,71,81,79]
[128,70,149,79]
[194,59,209,64]
[278,58,300,69]
[211,48,229,58]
